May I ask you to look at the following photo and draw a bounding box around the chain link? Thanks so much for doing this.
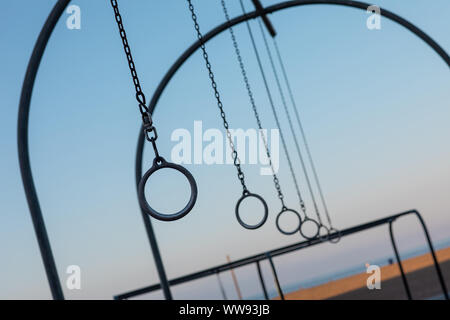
[110,0,157,145]
[258,19,323,220]
[238,0,306,214]
[221,0,286,207]
[273,39,334,228]
[187,0,248,192]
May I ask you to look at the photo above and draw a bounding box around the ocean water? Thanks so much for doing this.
[247,237,450,300]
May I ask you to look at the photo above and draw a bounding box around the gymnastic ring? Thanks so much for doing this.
[235,191,268,230]
[275,207,302,235]
[328,227,342,244]
[318,224,330,242]
[138,156,197,221]
[299,217,320,240]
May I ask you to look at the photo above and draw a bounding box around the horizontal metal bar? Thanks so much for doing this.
[114,209,416,299]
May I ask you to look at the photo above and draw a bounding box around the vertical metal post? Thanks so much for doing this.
[17,0,71,300]
[388,220,412,300]
[256,260,269,300]
[136,130,172,300]
[265,253,284,300]
[414,212,449,299]
[216,271,228,300]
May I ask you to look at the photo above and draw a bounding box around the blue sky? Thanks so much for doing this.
[0,0,449,299]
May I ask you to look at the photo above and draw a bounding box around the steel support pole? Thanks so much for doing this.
[115,210,450,300]
[135,1,449,299]
[266,253,284,300]
[256,261,269,300]
[414,212,449,299]
[146,0,450,122]
[18,0,172,300]
[135,131,172,300]
[251,0,277,37]
[388,220,412,300]
[18,0,450,301]
[215,271,228,300]
[17,0,71,300]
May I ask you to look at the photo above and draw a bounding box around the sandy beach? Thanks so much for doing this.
[278,247,450,300]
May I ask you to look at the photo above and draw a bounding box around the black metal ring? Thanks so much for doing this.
[328,227,342,243]
[235,192,268,230]
[275,207,302,235]
[138,157,197,221]
[318,224,330,242]
[299,217,320,240]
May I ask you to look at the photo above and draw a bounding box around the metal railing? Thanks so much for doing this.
[114,209,449,300]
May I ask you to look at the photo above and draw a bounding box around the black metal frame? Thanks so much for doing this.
[114,210,449,300]
[17,0,450,300]
[389,220,412,299]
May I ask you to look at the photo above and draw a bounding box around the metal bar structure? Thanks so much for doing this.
[17,0,172,300]
[131,0,449,300]
[146,0,450,121]
[388,220,412,300]
[266,253,285,300]
[251,0,277,37]
[17,0,450,300]
[114,210,449,300]
[215,271,228,300]
[256,261,269,300]
[135,130,172,299]
[17,0,71,300]
[394,213,449,299]
[416,212,449,299]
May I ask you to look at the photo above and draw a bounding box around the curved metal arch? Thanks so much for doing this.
[146,0,450,115]
[17,0,450,300]
[17,0,70,300]
[389,211,449,300]
[17,0,172,300]
[136,0,450,219]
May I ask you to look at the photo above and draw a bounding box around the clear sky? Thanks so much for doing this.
[0,0,449,299]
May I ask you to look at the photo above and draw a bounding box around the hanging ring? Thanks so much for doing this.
[318,224,330,242]
[328,227,342,244]
[299,217,320,240]
[138,156,197,221]
[275,207,302,235]
[235,191,268,230]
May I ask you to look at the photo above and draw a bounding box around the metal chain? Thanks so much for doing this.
[238,0,307,214]
[220,0,286,207]
[187,0,248,193]
[257,19,324,224]
[110,0,158,154]
[273,39,334,228]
